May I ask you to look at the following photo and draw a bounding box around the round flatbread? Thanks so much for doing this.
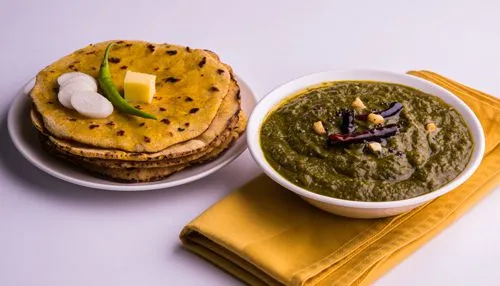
[40,113,246,182]
[40,111,243,168]
[31,79,242,161]
[31,40,232,152]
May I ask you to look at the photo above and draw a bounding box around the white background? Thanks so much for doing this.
[1,0,500,285]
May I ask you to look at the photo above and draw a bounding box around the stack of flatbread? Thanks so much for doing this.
[29,40,246,182]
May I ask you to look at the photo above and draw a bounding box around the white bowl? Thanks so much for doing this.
[247,70,485,218]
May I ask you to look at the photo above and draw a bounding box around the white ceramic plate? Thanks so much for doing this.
[8,76,256,191]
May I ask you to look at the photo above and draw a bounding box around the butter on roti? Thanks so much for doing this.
[124,70,157,104]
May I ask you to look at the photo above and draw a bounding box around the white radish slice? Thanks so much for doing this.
[58,82,94,109]
[61,74,98,91]
[58,72,97,86]
[58,72,84,85]
[71,90,113,119]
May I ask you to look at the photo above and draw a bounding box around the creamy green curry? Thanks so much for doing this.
[260,81,473,202]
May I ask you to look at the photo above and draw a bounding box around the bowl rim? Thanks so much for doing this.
[247,69,485,209]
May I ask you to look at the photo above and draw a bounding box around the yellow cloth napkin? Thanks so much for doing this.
[180,71,500,286]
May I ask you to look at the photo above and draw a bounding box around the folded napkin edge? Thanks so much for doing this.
[181,227,280,286]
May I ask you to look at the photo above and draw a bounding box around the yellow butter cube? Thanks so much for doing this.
[124,71,156,104]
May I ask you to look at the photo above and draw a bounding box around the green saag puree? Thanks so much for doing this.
[260,81,473,202]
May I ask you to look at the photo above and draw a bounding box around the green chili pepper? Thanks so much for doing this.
[98,43,157,120]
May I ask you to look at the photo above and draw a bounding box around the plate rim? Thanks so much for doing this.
[8,75,256,191]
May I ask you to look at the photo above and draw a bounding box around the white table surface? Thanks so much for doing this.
[1,0,500,285]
